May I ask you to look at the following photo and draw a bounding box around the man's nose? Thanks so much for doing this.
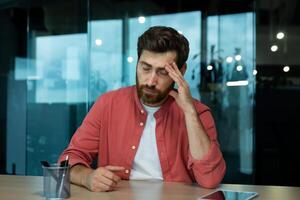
[147,71,158,86]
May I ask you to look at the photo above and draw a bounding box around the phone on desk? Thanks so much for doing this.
[199,189,258,200]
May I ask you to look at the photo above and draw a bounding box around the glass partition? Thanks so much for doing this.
[88,19,123,102]
[204,13,256,183]
[6,0,89,175]
[4,0,256,184]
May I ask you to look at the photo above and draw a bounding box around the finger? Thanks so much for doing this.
[170,62,184,78]
[99,174,117,188]
[89,177,112,192]
[103,169,121,183]
[105,165,125,172]
[93,169,120,191]
[165,63,184,81]
[166,65,185,87]
[165,64,180,80]
[165,63,178,75]
[105,166,124,182]
[97,181,113,192]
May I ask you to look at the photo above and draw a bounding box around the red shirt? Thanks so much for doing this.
[59,86,226,188]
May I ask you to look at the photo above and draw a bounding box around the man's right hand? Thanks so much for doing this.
[70,164,125,192]
[85,166,125,192]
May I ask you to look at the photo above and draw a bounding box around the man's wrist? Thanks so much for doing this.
[80,167,93,188]
[183,103,198,116]
[70,164,93,188]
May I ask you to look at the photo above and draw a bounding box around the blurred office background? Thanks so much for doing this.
[0,0,299,186]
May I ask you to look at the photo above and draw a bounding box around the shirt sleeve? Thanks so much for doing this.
[58,97,104,168]
[187,110,226,188]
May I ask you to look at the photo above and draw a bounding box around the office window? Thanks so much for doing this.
[89,19,123,102]
[4,1,256,184]
[205,13,255,182]
[34,34,88,103]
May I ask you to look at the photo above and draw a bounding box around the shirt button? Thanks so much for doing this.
[125,169,130,174]
[139,122,144,126]
[131,145,136,150]
[141,110,144,114]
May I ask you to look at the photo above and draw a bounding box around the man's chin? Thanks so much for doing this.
[141,94,169,106]
[141,96,158,104]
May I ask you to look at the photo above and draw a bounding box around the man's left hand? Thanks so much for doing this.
[165,62,196,114]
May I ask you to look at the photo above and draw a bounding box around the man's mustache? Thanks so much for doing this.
[142,85,157,91]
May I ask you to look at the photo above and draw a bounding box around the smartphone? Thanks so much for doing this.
[199,189,258,200]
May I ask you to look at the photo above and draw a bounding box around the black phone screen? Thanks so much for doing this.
[200,190,226,200]
[200,190,258,200]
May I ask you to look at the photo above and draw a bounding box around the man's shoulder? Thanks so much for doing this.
[96,86,135,103]
[169,97,210,115]
[92,86,135,111]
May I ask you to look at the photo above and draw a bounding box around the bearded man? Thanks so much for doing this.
[59,26,226,192]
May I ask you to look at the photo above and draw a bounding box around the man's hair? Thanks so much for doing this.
[137,26,190,69]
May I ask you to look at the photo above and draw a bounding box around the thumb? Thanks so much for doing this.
[105,165,125,172]
[169,90,178,99]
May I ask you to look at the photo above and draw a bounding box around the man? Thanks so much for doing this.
[59,26,226,192]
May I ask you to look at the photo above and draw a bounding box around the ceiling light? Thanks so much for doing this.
[138,16,146,24]
[127,56,134,63]
[276,32,285,39]
[226,56,233,63]
[95,39,102,46]
[271,45,278,52]
[207,65,213,71]
[283,65,290,72]
[253,69,257,76]
[235,55,242,61]
[236,65,243,71]
[226,80,249,87]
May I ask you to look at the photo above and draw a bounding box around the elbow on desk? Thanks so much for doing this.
[197,179,221,189]
[196,160,227,189]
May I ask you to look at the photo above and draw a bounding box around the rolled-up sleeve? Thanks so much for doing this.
[187,110,226,188]
[58,97,104,168]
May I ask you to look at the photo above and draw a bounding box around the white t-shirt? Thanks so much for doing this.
[129,104,163,180]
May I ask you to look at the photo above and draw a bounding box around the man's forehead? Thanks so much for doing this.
[140,50,177,58]
[138,50,177,68]
[138,60,167,70]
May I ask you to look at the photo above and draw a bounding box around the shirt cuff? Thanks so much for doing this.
[58,154,91,168]
[187,142,223,173]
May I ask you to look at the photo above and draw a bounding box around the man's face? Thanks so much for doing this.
[136,50,177,107]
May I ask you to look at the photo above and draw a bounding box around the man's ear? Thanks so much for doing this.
[180,63,187,75]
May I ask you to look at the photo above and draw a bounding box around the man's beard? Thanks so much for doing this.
[136,77,174,105]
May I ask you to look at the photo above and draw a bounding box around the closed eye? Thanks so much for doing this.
[142,65,151,70]
[157,69,168,76]
[138,62,152,72]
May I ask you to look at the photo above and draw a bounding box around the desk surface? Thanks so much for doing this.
[1,175,300,200]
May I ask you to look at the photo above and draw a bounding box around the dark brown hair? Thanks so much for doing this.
[137,26,190,69]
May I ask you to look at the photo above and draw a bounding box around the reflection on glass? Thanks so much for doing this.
[89,19,122,102]
[7,3,256,181]
[34,34,88,103]
[205,13,255,181]
[283,65,290,72]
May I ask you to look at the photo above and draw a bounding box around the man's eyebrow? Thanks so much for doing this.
[139,61,152,67]
[139,61,166,70]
